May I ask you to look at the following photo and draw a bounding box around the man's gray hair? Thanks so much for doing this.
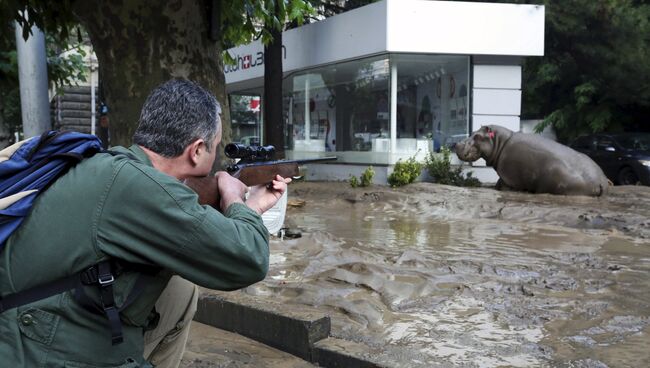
[133,79,222,157]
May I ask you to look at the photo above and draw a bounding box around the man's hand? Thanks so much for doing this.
[215,171,248,211]
[245,175,292,215]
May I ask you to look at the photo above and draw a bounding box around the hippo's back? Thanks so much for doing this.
[506,133,609,196]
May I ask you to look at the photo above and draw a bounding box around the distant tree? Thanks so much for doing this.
[463,0,650,143]
[527,0,650,142]
[0,12,87,143]
[259,1,313,158]
[309,0,377,17]
[2,0,319,157]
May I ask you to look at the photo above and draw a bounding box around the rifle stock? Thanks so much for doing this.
[184,175,220,208]
[185,157,336,210]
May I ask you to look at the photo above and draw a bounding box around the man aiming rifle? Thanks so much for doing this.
[0,79,290,367]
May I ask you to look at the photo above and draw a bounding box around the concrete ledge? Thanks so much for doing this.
[314,337,385,368]
[194,292,330,362]
[181,321,318,368]
[194,291,388,367]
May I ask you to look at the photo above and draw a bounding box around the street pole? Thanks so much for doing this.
[15,19,51,139]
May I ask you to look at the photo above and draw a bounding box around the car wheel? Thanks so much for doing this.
[617,167,639,185]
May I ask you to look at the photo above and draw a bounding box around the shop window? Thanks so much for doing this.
[283,56,390,163]
[229,94,262,146]
[281,54,468,164]
[393,54,470,154]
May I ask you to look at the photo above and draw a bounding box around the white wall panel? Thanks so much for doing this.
[387,0,545,56]
[472,89,522,116]
[472,115,521,132]
[473,65,522,89]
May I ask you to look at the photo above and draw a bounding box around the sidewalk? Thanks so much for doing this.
[181,321,317,368]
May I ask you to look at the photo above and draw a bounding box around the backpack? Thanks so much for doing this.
[0,130,149,345]
[0,130,103,249]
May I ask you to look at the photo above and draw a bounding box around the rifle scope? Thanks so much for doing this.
[225,143,275,161]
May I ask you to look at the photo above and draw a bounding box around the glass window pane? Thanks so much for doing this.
[229,94,261,146]
[283,55,391,164]
[393,54,470,157]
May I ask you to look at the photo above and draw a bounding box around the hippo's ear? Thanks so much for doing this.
[485,126,495,139]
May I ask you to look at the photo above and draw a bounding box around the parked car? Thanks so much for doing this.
[569,133,650,185]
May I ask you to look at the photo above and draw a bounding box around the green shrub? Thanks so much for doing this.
[388,155,422,187]
[349,166,374,187]
[424,146,481,187]
[359,166,375,187]
[349,175,359,188]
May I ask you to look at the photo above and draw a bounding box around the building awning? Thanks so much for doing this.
[224,0,545,91]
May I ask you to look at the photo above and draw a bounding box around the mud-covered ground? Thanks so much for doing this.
[234,181,650,368]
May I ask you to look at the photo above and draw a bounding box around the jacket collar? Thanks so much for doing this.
[126,145,153,167]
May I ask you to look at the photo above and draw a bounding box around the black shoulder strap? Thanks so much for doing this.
[0,260,160,345]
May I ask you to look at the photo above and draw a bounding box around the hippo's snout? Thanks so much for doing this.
[455,138,480,162]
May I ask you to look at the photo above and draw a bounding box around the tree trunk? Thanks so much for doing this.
[71,0,231,164]
[263,26,284,159]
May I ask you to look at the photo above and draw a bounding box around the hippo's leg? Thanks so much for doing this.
[495,178,516,192]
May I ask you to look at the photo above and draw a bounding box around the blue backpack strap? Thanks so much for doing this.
[0,131,102,248]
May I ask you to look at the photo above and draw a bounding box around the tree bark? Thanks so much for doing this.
[71,0,231,165]
[263,26,284,159]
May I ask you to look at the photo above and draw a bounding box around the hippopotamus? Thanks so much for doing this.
[454,125,609,196]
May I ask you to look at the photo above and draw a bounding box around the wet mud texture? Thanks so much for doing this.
[247,182,650,367]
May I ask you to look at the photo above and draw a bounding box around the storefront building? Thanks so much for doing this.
[225,0,545,182]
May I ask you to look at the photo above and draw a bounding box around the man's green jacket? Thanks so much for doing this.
[0,145,270,367]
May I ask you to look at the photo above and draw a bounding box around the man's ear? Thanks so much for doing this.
[187,138,206,166]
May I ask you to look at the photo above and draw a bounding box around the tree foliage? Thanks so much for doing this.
[1,0,319,148]
[0,6,88,139]
[2,0,87,89]
[221,1,314,50]
[527,0,650,142]
[465,0,650,142]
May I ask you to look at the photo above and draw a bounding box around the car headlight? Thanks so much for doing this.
[640,160,650,167]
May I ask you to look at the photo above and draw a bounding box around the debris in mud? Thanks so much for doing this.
[344,191,384,203]
[275,227,302,239]
[520,284,535,297]
[567,358,609,368]
[287,199,306,208]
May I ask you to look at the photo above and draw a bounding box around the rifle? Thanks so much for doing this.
[185,143,337,209]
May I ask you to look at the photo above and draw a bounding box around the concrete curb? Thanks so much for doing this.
[314,337,384,368]
[194,292,386,367]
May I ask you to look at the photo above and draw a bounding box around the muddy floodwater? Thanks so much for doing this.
[242,182,650,367]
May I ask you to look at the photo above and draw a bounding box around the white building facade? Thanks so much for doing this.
[225,0,545,183]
